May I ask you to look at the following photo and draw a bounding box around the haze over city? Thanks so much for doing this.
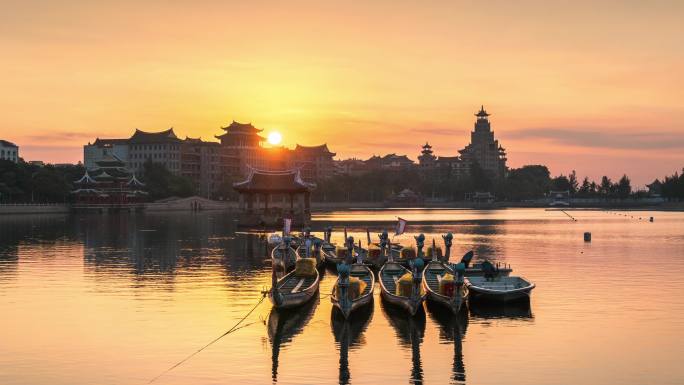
[2,0,683,185]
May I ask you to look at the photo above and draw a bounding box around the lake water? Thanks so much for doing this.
[1,208,683,385]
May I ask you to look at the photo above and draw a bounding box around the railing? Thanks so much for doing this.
[0,203,67,206]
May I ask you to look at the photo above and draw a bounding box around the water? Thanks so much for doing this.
[0,209,683,385]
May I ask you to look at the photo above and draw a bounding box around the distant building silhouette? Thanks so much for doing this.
[83,121,335,199]
[0,140,19,163]
[458,106,507,179]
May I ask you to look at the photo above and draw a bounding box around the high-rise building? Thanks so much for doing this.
[458,106,507,179]
[0,140,19,163]
[128,128,182,175]
[83,138,128,169]
[181,137,222,198]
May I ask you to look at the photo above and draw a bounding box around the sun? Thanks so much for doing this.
[267,131,282,145]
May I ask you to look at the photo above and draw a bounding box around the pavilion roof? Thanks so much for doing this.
[233,169,314,193]
[475,105,490,118]
[0,140,18,148]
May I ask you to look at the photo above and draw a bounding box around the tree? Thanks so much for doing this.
[551,174,572,192]
[142,160,195,200]
[578,177,592,197]
[617,174,631,199]
[498,165,550,201]
[599,176,612,198]
[568,170,579,195]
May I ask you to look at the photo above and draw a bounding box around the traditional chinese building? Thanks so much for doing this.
[458,106,507,179]
[72,155,147,210]
[365,153,415,170]
[418,143,436,168]
[233,168,314,227]
[291,144,336,181]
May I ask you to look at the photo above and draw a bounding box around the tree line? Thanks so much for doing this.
[313,163,684,202]
[2,157,683,203]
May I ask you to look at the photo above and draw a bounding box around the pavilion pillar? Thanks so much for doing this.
[289,193,294,213]
[238,194,244,210]
[264,193,269,212]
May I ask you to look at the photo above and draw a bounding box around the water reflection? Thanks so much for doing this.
[382,301,426,384]
[469,301,534,320]
[426,302,468,384]
[331,305,373,385]
[268,297,319,383]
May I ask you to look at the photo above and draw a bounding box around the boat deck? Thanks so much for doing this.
[381,266,407,295]
[467,276,529,291]
[424,266,447,292]
[278,274,317,294]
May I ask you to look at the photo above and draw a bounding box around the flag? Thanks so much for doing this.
[395,217,407,236]
[283,218,292,235]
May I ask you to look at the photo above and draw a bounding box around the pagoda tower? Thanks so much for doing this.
[418,142,436,168]
[458,106,507,179]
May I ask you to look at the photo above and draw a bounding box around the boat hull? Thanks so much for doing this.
[379,262,426,316]
[422,261,468,314]
[466,276,534,303]
[331,264,375,319]
[269,269,320,310]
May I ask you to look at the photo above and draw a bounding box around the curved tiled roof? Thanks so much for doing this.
[129,128,180,143]
[233,169,314,193]
[293,144,336,156]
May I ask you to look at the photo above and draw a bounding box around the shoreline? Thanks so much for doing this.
[1,201,682,215]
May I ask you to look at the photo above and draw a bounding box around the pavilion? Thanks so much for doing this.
[233,168,315,227]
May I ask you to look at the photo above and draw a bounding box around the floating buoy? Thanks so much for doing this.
[584,232,592,242]
[650,217,654,222]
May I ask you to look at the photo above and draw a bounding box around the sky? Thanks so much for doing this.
[1,0,683,186]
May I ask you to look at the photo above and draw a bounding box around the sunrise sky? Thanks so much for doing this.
[1,0,683,185]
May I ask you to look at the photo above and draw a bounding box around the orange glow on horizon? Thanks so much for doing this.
[1,1,682,185]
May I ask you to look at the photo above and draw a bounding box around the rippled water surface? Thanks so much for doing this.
[1,209,683,385]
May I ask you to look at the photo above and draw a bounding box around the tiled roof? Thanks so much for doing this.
[0,140,18,147]
[129,128,180,143]
[92,138,128,146]
[233,169,314,192]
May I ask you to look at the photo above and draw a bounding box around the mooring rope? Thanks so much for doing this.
[147,292,267,384]
[560,210,577,221]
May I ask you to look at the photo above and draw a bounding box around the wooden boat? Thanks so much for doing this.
[269,259,320,309]
[271,243,297,275]
[295,241,325,267]
[465,261,513,277]
[422,260,468,314]
[379,260,426,316]
[331,263,375,319]
[322,244,344,267]
[465,276,535,303]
